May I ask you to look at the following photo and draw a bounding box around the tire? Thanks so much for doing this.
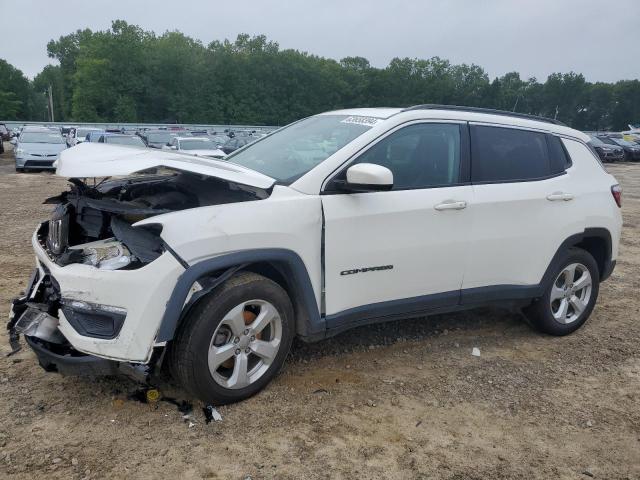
[525,247,600,336]
[15,167,24,173]
[168,271,294,404]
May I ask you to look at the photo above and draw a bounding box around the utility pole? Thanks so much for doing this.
[47,85,55,123]
[512,95,520,112]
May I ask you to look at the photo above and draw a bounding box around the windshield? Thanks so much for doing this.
[20,132,65,144]
[588,136,606,146]
[105,136,146,147]
[227,115,375,183]
[147,132,172,143]
[180,139,214,150]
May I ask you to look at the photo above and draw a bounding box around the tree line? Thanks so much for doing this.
[1,20,639,131]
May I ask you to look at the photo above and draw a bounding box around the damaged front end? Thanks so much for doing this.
[7,266,144,378]
[42,168,265,269]
[8,165,271,379]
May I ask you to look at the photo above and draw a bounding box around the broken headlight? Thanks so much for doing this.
[77,240,136,270]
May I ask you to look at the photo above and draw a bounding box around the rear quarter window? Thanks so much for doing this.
[547,135,572,174]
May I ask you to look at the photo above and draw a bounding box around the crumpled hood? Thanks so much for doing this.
[56,142,275,189]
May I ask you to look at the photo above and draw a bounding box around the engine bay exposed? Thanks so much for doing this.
[42,168,270,268]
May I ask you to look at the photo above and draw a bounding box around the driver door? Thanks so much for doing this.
[321,122,472,327]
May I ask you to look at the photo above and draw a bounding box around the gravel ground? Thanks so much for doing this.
[0,141,639,479]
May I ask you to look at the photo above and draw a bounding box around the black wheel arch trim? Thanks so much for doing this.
[554,227,613,281]
[157,248,323,342]
[462,227,614,304]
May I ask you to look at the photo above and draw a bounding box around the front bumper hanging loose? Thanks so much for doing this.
[7,269,151,382]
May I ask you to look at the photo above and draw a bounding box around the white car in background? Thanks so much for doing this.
[165,136,226,159]
[67,127,103,147]
[9,106,622,405]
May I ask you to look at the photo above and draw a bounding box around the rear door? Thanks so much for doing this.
[462,124,580,301]
[322,122,472,326]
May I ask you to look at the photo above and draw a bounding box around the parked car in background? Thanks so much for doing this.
[97,133,147,148]
[221,135,255,154]
[587,134,624,163]
[165,136,226,158]
[139,130,176,149]
[85,131,106,143]
[68,127,103,147]
[598,135,640,161]
[0,123,9,154]
[12,128,67,172]
[0,123,10,141]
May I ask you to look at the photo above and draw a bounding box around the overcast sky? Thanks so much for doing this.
[3,0,639,82]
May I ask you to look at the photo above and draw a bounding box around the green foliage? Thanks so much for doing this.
[0,59,39,120]
[3,21,640,130]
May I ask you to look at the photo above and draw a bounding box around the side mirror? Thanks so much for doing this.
[9,138,17,145]
[343,163,393,192]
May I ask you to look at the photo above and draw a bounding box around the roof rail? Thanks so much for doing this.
[402,104,566,126]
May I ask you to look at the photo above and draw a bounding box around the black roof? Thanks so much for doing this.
[402,104,565,126]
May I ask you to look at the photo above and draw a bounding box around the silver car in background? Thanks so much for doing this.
[14,128,67,172]
[164,136,226,158]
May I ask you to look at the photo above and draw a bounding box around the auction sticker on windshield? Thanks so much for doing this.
[340,116,382,127]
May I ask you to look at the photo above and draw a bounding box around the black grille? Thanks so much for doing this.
[24,160,55,168]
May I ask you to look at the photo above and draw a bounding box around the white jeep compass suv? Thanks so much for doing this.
[9,105,622,404]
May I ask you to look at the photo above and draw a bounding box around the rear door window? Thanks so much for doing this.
[470,125,553,183]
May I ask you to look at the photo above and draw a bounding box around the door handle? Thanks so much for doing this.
[434,200,467,211]
[546,192,574,202]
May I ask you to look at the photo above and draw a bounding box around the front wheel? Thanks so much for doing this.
[169,272,294,404]
[525,247,600,336]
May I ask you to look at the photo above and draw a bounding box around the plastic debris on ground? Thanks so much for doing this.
[471,347,481,357]
[203,405,223,423]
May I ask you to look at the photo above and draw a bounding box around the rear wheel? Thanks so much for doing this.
[169,272,294,404]
[525,247,599,335]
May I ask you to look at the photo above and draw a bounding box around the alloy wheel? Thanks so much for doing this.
[549,263,592,324]
[208,299,282,389]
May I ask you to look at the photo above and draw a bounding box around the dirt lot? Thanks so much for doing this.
[0,141,638,479]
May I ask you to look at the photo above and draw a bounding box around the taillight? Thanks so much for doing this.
[611,184,622,208]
